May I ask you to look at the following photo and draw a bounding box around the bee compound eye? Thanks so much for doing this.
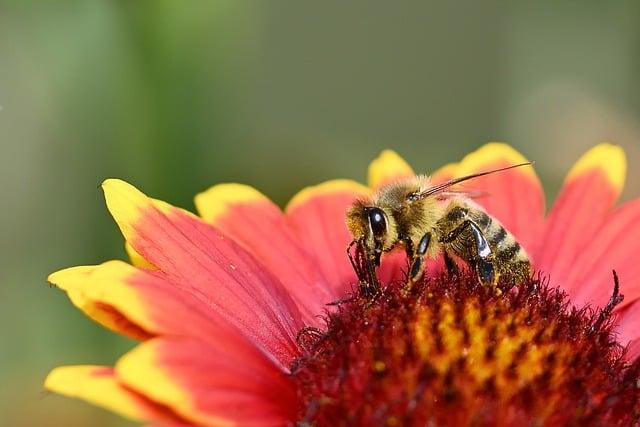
[367,208,387,236]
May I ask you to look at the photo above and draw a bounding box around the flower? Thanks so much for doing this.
[45,143,640,426]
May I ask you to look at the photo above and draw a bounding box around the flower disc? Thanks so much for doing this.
[292,273,640,426]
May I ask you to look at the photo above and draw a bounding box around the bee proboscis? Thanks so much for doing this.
[346,163,533,294]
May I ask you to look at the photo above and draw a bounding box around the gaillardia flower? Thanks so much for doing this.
[46,143,640,426]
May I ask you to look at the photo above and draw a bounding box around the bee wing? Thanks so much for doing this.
[414,162,532,200]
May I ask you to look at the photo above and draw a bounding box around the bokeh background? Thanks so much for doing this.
[2,1,640,426]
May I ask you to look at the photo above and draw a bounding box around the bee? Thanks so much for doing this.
[346,163,532,293]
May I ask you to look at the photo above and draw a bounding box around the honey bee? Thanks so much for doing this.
[346,163,532,293]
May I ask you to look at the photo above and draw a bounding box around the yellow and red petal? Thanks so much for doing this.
[452,143,544,255]
[44,365,182,423]
[564,199,640,309]
[146,424,195,427]
[126,242,156,270]
[195,183,335,325]
[430,162,459,184]
[286,179,370,296]
[367,150,415,189]
[117,338,297,427]
[48,264,152,341]
[146,424,194,427]
[48,261,264,353]
[536,144,627,286]
[102,179,303,369]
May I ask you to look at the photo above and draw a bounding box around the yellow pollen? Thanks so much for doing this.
[373,361,387,373]
[413,300,572,402]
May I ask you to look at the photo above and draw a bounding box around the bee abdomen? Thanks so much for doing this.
[481,216,528,263]
[475,210,492,229]
[497,236,528,262]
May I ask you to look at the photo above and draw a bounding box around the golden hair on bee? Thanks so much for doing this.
[346,163,533,294]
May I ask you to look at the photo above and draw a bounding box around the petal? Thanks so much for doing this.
[615,299,640,350]
[285,179,370,296]
[626,339,640,360]
[536,143,626,286]
[146,424,194,427]
[195,183,335,325]
[430,162,459,184]
[126,242,156,270]
[102,179,303,369]
[367,150,415,189]
[48,261,258,349]
[48,264,152,341]
[451,142,544,256]
[44,366,181,423]
[565,199,640,309]
[117,338,297,427]
[377,249,410,285]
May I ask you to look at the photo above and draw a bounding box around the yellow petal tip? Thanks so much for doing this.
[48,265,96,291]
[367,149,415,189]
[45,365,148,422]
[101,179,148,229]
[101,178,125,188]
[285,179,369,213]
[44,365,91,392]
[456,142,537,180]
[194,183,268,223]
[566,143,627,191]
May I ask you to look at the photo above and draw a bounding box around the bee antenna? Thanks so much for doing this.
[419,161,533,198]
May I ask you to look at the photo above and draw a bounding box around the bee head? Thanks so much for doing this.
[346,202,396,266]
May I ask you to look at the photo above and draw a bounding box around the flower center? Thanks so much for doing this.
[291,273,640,426]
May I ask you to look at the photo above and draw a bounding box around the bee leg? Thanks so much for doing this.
[475,257,495,287]
[403,236,415,278]
[363,254,381,298]
[444,252,459,276]
[347,239,380,298]
[408,232,431,285]
[403,236,414,259]
[443,220,495,287]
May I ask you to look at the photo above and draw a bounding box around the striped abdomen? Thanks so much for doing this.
[438,201,531,283]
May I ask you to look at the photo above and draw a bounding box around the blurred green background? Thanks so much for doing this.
[2,1,639,426]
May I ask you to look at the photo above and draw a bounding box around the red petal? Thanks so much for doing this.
[566,199,640,309]
[446,143,544,256]
[126,242,156,270]
[626,339,640,360]
[615,299,640,352]
[117,338,298,427]
[377,249,410,285]
[286,180,370,297]
[102,179,303,369]
[195,183,336,326]
[536,144,626,286]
